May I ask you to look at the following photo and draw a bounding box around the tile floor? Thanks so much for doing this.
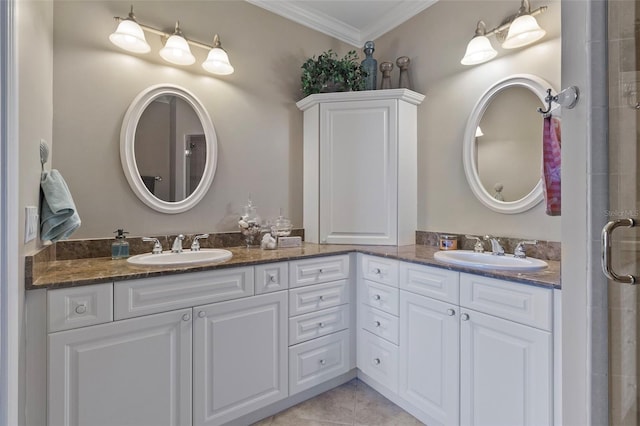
[251,378,425,426]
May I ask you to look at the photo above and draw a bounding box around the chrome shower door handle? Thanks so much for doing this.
[602,218,636,284]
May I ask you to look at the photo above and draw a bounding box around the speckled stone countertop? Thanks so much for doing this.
[26,243,560,290]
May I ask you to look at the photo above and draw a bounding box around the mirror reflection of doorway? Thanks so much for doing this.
[185,134,206,198]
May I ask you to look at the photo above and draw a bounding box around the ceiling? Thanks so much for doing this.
[245,0,437,47]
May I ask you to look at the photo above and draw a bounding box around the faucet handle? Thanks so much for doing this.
[514,240,538,258]
[142,237,163,254]
[465,235,485,253]
[191,234,210,251]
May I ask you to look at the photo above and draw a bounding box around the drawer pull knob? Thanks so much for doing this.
[461,313,470,321]
[268,274,276,283]
[182,313,191,322]
[318,322,325,328]
[373,358,381,365]
[74,304,87,315]
[373,268,381,275]
[318,269,324,274]
[374,321,381,327]
[373,294,381,301]
[447,309,456,316]
[319,359,326,366]
[198,311,206,318]
[319,295,325,301]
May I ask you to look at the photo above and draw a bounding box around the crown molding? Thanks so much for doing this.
[246,0,436,47]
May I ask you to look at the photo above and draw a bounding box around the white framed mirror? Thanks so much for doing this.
[120,84,218,214]
[463,74,554,214]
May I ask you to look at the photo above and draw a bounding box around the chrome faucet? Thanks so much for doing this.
[514,240,538,258]
[484,235,505,256]
[171,234,185,253]
[465,235,485,253]
[142,237,163,254]
[191,234,209,251]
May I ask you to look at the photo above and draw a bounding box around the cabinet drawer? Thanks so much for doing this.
[359,279,399,316]
[48,283,113,332]
[289,305,350,345]
[400,262,459,304]
[289,280,349,316]
[255,262,289,294]
[360,305,399,345]
[357,329,398,393]
[460,273,552,330]
[289,329,350,395]
[360,254,399,287]
[289,255,350,288]
[114,267,254,320]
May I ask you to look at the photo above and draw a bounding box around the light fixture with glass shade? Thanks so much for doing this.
[461,21,498,66]
[159,22,195,66]
[502,14,546,49]
[460,0,547,66]
[108,6,150,54]
[202,35,234,75]
[109,5,234,75]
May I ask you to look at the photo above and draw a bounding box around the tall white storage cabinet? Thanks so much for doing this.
[297,90,425,245]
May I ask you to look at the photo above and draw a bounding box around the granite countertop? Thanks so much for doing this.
[27,243,561,290]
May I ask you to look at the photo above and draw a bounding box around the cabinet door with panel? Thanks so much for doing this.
[459,308,552,426]
[193,291,288,426]
[399,290,459,426]
[48,308,193,426]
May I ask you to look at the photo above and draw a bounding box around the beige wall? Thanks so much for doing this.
[374,0,561,240]
[52,0,561,242]
[52,0,352,239]
[18,0,53,423]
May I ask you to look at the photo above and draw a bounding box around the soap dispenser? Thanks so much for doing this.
[112,229,130,259]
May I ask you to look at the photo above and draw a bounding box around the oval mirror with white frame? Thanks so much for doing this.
[463,74,554,214]
[120,84,218,214]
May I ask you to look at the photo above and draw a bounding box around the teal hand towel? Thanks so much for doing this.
[40,169,81,242]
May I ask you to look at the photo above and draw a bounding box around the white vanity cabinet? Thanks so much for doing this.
[355,258,556,426]
[459,273,553,426]
[48,307,193,426]
[297,90,424,246]
[193,291,288,426]
[288,255,353,395]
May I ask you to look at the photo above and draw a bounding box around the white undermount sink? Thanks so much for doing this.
[127,248,233,267]
[434,250,548,272]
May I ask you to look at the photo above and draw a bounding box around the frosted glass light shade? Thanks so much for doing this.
[202,47,234,75]
[109,20,150,54]
[502,15,546,49]
[461,35,498,65]
[159,35,195,65]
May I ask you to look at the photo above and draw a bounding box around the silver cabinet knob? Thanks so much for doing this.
[268,274,277,283]
[373,268,381,275]
[75,304,87,315]
[374,321,381,327]
[197,311,206,318]
[318,269,324,274]
[182,313,191,322]
[318,322,325,328]
[373,358,381,365]
[447,308,456,316]
[319,359,326,366]
[319,295,325,301]
[461,313,470,321]
[373,294,381,301]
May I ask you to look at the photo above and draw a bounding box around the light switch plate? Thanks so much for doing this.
[24,206,38,243]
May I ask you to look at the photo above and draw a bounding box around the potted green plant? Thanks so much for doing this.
[301,50,368,97]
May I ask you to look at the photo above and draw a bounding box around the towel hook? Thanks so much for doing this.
[537,86,580,115]
[40,139,50,173]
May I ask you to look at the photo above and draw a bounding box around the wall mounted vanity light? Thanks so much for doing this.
[461,0,547,66]
[109,6,234,75]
